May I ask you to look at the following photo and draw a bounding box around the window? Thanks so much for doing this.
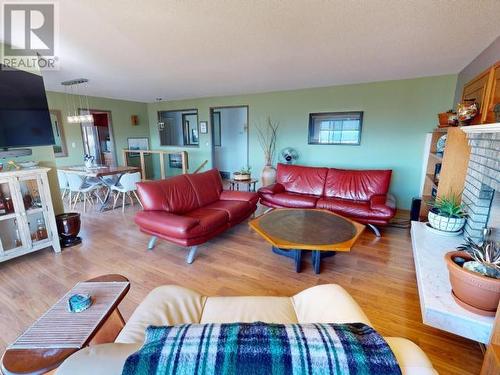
[308,112,363,145]
[158,109,199,147]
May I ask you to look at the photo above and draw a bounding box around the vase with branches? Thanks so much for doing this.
[256,117,280,186]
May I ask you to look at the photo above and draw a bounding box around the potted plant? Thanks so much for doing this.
[445,231,500,316]
[427,194,467,233]
[256,117,280,186]
[233,166,251,181]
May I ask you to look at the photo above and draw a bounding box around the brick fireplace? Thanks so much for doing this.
[461,124,500,242]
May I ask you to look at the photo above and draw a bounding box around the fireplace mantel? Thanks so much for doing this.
[460,122,500,134]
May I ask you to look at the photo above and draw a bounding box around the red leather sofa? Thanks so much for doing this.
[258,163,396,236]
[135,169,258,263]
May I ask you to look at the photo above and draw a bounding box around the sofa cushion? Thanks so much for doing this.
[116,286,206,344]
[134,211,200,239]
[220,190,259,206]
[261,192,318,208]
[136,175,199,214]
[204,200,254,222]
[276,163,328,196]
[183,208,229,237]
[200,296,298,324]
[186,168,223,206]
[316,197,394,220]
[324,168,392,201]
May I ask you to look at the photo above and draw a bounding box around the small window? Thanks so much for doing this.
[308,111,363,145]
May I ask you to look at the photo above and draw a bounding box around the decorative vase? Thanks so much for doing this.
[56,212,82,248]
[428,208,465,232]
[445,251,500,316]
[261,164,276,187]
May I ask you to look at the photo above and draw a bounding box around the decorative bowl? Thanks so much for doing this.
[457,101,478,124]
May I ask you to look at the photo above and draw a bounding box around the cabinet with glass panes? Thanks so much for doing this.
[0,168,60,262]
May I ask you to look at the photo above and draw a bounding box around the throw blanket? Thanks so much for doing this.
[122,322,401,375]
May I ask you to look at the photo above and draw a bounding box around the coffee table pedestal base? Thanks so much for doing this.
[272,246,335,274]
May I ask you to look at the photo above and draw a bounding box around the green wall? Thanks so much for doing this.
[147,75,457,209]
[46,92,150,167]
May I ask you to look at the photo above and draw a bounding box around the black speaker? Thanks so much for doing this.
[410,198,422,221]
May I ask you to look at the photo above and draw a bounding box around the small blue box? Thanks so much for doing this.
[67,293,92,313]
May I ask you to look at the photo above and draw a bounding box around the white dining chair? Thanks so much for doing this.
[57,170,69,203]
[111,172,143,212]
[66,174,102,213]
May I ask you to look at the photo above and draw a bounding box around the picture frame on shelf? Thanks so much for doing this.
[127,137,149,158]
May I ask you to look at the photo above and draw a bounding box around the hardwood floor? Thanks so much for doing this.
[0,204,483,374]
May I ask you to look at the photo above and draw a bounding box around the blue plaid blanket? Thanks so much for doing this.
[122,322,401,375]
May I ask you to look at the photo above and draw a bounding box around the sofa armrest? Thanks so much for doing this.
[258,183,285,195]
[135,211,200,237]
[384,337,438,375]
[56,343,141,375]
[370,194,396,213]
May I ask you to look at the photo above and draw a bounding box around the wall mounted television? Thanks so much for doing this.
[0,64,54,149]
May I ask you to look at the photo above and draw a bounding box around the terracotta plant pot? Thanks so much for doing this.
[445,251,500,316]
[261,164,276,186]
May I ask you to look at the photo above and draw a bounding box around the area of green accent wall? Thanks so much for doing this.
[147,75,457,209]
[46,91,150,167]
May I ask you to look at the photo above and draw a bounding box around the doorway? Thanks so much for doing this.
[210,106,249,179]
[79,109,117,166]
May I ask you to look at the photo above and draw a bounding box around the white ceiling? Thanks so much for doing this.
[37,0,500,102]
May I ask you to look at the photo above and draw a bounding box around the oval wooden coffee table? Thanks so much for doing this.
[249,209,365,273]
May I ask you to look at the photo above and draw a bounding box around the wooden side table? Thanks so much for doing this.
[1,274,130,375]
[229,178,258,192]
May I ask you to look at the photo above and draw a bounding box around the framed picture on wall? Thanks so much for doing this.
[127,137,149,158]
[169,153,183,169]
[200,121,208,134]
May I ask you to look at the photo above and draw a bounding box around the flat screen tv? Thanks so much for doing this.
[0,64,54,148]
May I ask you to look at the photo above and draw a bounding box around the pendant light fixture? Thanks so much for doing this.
[61,78,94,124]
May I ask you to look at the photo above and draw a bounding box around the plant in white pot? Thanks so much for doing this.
[256,117,280,186]
[427,194,467,233]
[233,166,251,181]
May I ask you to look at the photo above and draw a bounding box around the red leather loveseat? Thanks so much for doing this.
[258,164,396,236]
[135,169,258,263]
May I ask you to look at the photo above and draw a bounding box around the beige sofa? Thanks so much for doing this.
[57,284,437,375]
